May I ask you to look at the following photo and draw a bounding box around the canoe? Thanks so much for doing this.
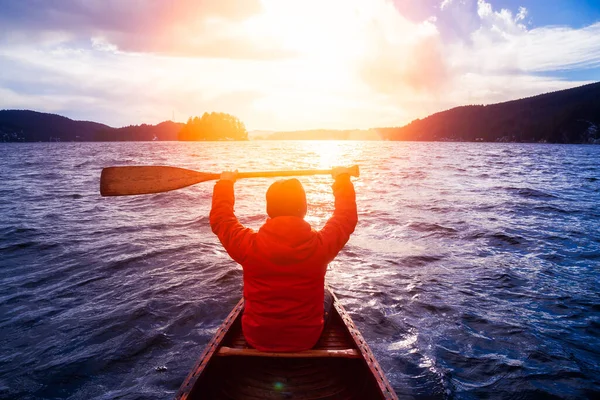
[175,289,398,400]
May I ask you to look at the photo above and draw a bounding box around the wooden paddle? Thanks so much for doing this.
[100,165,359,196]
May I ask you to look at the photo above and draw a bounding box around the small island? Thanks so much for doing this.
[178,112,248,141]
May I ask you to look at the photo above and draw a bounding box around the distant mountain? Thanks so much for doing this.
[248,130,275,140]
[0,110,183,142]
[0,110,111,142]
[94,121,184,141]
[376,82,600,144]
[266,129,381,140]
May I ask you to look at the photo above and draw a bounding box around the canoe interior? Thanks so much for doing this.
[178,295,397,400]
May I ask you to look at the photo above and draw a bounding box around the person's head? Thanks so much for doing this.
[266,178,307,219]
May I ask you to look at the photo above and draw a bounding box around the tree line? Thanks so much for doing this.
[178,112,248,141]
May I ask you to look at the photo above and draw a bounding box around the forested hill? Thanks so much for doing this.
[94,121,184,141]
[0,110,183,142]
[377,82,600,143]
[0,110,111,142]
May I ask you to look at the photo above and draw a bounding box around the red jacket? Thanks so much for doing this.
[209,175,357,351]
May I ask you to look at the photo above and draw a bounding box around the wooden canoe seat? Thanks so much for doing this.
[215,300,362,359]
[217,346,361,358]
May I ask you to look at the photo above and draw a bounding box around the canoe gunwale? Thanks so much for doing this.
[331,290,398,400]
[176,298,244,400]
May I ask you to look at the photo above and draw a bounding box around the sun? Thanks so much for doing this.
[292,141,346,169]
[244,0,366,66]
[316,141,346,169]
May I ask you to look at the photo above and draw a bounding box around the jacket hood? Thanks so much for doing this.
[255,216,318,263]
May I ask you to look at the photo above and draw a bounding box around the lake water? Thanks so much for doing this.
[0,141,599,399]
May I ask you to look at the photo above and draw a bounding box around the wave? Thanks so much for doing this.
[407,222,458,236]
[464,231,524,246]
[532,205,572,214]
[399,255,445,266]
[504,186,558,199]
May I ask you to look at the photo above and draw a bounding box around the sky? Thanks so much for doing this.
[0,0,599,131]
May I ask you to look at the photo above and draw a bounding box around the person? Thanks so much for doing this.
[209,167,358,352]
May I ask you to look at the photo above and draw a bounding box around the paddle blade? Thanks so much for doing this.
[100,166,219,196]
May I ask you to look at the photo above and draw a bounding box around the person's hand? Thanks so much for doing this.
[220,170,238,182]
[331,166,352,179]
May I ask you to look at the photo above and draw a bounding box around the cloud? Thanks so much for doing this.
[361,0,600,97]
[360,32,449,95]
[0,0,290,59]
[0,0,263,30]
[450,1,600,74]
[440,0,454,10]
[351,1,450,96]
[390,0,443,22]
[476,0,527,36]
[0,43,269,127]
[512,23,600,71]
[356,1,453,108]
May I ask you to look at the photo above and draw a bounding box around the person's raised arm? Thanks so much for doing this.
[318,167,358,262]
[209,170,255,264]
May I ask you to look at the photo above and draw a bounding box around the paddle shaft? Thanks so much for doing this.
[100,165,359,196]
[236,168,331,179]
